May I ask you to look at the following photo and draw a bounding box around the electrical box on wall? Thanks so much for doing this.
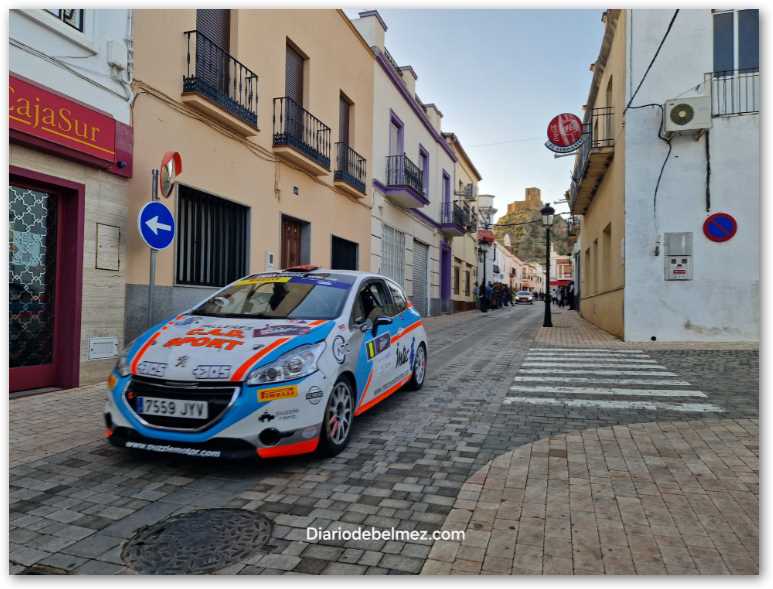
[265,251,276,271]
[664,232,693,281]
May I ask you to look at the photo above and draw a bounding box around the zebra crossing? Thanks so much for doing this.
[504,347,724,413]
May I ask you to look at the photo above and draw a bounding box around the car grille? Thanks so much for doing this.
[125,376,240,431]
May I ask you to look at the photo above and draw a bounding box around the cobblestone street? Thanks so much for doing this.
[9,307,759,575]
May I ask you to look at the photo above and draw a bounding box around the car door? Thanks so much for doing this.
[350,279,400,410]
[384,279,414,382]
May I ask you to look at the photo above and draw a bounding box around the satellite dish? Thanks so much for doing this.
[670,103,695,126]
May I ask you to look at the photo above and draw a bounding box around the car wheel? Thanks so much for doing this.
[405,343,427,391]
[318,376,355,457]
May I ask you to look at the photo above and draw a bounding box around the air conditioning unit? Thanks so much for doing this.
[663,96,712,134]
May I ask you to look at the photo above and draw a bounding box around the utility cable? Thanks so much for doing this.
[624,10,679,114]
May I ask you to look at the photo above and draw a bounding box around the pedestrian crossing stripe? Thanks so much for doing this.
[518,369,679,376]
[529,348,646,353]
[524,357,659,364]
[509,385,707,397]
[522,362,669,370]
[513,376,692,386]
[502,396,723,413]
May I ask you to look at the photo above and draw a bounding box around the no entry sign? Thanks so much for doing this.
[545,113,584,153]
[703,212,737,243]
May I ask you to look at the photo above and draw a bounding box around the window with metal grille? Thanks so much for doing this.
[45,9,84,31]
[381,224,405,286]
[453,265,460,295]
[176,186,249,287]
[465,269,471,296]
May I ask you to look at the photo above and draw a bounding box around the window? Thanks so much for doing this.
[584,247,591,295]
[286,42,306,105]
[465,269,471,296]
[339,92,352,144]
[45,9,84,31]
[453,265,460,295]
[388,113,403,156]
[352,281,391,323]
[419,146,429,195]
[381,224,405,286]
[176,186,248,287]
[602,223,612,291]
[386,280,408,315]
[442,171,451,208]
[714,10,759,73]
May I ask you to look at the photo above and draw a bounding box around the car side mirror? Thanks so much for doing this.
[372,316,392,336]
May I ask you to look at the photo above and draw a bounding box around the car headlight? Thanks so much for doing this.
[247,341,326,386]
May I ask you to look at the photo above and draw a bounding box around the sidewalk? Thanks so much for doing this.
[536,309,758,350]
[423,418,759,575]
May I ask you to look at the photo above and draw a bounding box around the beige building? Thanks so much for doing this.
[443,132,482,311]
[126,9,375,341]
[569,9,625,337]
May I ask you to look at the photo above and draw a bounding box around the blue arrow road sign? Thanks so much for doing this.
[138,201,175,250]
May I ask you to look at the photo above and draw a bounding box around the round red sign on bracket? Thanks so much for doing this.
[703,212,737,243]
[545,113,584,153]
[159,151,183,198]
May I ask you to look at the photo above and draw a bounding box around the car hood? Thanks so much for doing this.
[132,314,334,382]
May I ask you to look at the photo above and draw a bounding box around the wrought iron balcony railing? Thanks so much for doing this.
[569,106,615,210]
[334,142,367,195]
[710,69,759,116]
[183,30,258,127]
[272,97,331,170]
[454,183,475,200]
[386,154,423,195]
[441,201,469,230]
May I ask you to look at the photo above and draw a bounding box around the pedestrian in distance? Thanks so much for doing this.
[479,281,488,313]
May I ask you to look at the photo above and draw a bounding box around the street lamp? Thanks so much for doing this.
[541,203,555,327]
[476,194,496,313]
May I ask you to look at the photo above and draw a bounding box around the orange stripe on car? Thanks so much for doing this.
[354,373,412,416]
[391,320,423,344]
[257,437,319,458]
[231,337,289,382]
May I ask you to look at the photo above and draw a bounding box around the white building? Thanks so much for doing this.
[624,9,759,341]
[10,9,134,391]
[352,10,461,316]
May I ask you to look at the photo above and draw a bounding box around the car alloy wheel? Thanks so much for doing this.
[406,343,426,391]
[323,379,353,452]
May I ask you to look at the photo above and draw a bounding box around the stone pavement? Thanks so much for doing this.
[8,304,759,575]
[536,309,759,350]
[422,418,758,575]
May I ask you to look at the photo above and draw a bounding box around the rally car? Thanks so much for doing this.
[515,290,534,305]
[104,268,428,460]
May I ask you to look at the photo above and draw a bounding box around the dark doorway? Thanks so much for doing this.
[281,216,303,269]
[331,236,358,271]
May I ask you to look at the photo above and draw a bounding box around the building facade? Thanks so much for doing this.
[570,9,759,341]
[10,9,134,391]
[444,132,482,311]
[352,10,470,316]
[126,9,375,341]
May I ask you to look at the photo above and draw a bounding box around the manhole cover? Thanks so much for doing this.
[122,508,272,574]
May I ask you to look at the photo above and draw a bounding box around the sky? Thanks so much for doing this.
[345,9,605,220]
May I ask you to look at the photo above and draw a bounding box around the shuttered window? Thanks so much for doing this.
[339,93,351,144]
[196,9,230,49]
[286,42,305,105]
[176,186,248,287]
[381,224,405,286]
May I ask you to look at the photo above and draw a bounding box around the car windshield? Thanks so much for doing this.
[192,274,352,320]
[517,291,531,296]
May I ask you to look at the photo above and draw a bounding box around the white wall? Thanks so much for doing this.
[10,9,132,123]
[624,9,759,341]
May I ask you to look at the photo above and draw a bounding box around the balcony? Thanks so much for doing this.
[440,201,470,237]
[182,30,258,136]
[709,69,759,116]
[569,107,615,215]
[382,154,428,208]
[454,183,476,201]
[334,142,367,197]
[272,97,331,175]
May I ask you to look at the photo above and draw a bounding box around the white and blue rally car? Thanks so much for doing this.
[105,267,428,460]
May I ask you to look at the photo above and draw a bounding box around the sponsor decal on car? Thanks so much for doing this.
[332,335,349,364]
[252,325,311,338]
[305,387,324,405]
[136,361,167,377]
[258,385,298,402]
[192,364,232,379]
[366,332,391,359]
[164,327,246,351]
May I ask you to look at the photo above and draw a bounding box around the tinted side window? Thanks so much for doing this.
[386,281,407,314]
[352,281,390,323]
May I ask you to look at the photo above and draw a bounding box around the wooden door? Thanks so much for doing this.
[281,217,302,269]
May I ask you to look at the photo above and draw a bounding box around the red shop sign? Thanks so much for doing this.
[545,113,584,154]
[9,75,117,163]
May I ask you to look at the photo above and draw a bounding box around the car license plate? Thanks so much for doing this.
[136,396,208,419]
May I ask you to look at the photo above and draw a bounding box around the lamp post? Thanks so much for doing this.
[476,194,497,313]
[541,203,555,327]
[478,241,490,312]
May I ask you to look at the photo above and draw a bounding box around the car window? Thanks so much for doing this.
[352,281,390,324]
[386,281,407,315]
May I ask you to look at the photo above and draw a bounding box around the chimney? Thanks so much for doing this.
[398,65,417,96]
[423,103,443,132]
[352,10,387,52]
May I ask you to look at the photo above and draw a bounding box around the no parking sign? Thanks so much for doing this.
[703,212,737,243]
